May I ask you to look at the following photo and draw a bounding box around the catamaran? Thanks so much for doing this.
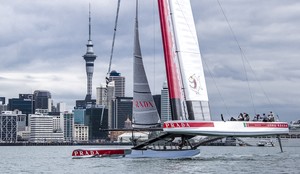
[72,0,289,159]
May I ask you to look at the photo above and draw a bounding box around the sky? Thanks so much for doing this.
[0,0,299,122]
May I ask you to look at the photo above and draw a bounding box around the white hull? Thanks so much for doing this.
[126,149,200,159]
[164,121,289,137]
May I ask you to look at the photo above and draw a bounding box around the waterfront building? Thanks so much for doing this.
[8,94,34,125]
[29,114,63,142]
[106,81,115,128]
[8,95,33,115]
[124,117,132,129]
[52,115,63,133]
[153,94,161,118]
[75,99,96,109]
[63,112,74,142]
[161,81,171,123]
[16,112,27,141]
[0,97,7,112]
[18,127,30,141]
[85,106,108,140]
[35,109,49,114]
[0,111,17,143]
[33,90,52,112]
[0,104,7,113]
[96,83,106,105]
[73,108,85,124]
[96,82,116,105]
[0,97,5,104]
[57,102,67,112]
[111,97,132,129]
[74,124,89,142]
[16,111,26,132]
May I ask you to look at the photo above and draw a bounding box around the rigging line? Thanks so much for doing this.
[243,56,276,115]
[106,0,121,77]
[202,58,231,117]
[241,49,257,114]
[217,0,256,114]
[217,0,275,116]
[152,0,156,94]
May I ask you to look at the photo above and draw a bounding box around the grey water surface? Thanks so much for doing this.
[0,146,299,174]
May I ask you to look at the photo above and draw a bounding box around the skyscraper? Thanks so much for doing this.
[96,83,106,105]
[0,97,5,105]
[0,111,17,143]
[161,81,171,123]
[85,106,108,140]
[111,97,132,129]
[29,113,64,142]
[63,113,74,142]
[83,5,97,101]
[56,102,66,113]
[33,90,51,112]
[0,97,6,112]
[109,70,125,97]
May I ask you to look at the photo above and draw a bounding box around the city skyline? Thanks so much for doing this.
[0,1,300,122]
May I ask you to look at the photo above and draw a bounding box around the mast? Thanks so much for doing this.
[157,0,182,120]
[132,0,161,128]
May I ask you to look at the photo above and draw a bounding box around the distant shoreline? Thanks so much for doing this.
[0,142,132,146]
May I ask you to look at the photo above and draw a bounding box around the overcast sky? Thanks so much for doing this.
[0,0,299,122]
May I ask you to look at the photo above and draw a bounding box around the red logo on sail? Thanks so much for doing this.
[188,74,203,94]
[134,101,154,108]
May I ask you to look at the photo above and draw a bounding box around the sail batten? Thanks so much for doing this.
[132,0,161,128]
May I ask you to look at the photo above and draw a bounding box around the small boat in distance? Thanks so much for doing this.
[257,140,275,147]
[238,120,300,147]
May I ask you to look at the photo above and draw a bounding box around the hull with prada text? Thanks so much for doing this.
[163,121,289,137]
[72,148,200,159]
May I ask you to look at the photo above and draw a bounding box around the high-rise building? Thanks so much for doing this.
[0,97,7,112]
[83,6,97,101]
[74,124,89,142]
[0,97,5,105]
[109,70,125,98]
[161,81,171,123]
[33,90,52,112]
[53,115,61,132]
[0,111,17,143]
[153,94,161,118]
[29,114,63,142]
[73,108,85,124]
[57,102,66,113]
[63,113,74,142]
[8,94,34,114]
[85,106,108,140]
[8,94,34,126]
[96,81,116,128]
[111,97,132,129]
[96,83,107,105]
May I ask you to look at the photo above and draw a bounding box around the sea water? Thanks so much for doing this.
[0,145,299,174]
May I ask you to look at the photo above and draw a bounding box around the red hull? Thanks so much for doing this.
[72,149,131,158]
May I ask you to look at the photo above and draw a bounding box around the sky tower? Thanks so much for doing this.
[83,5,97,101]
